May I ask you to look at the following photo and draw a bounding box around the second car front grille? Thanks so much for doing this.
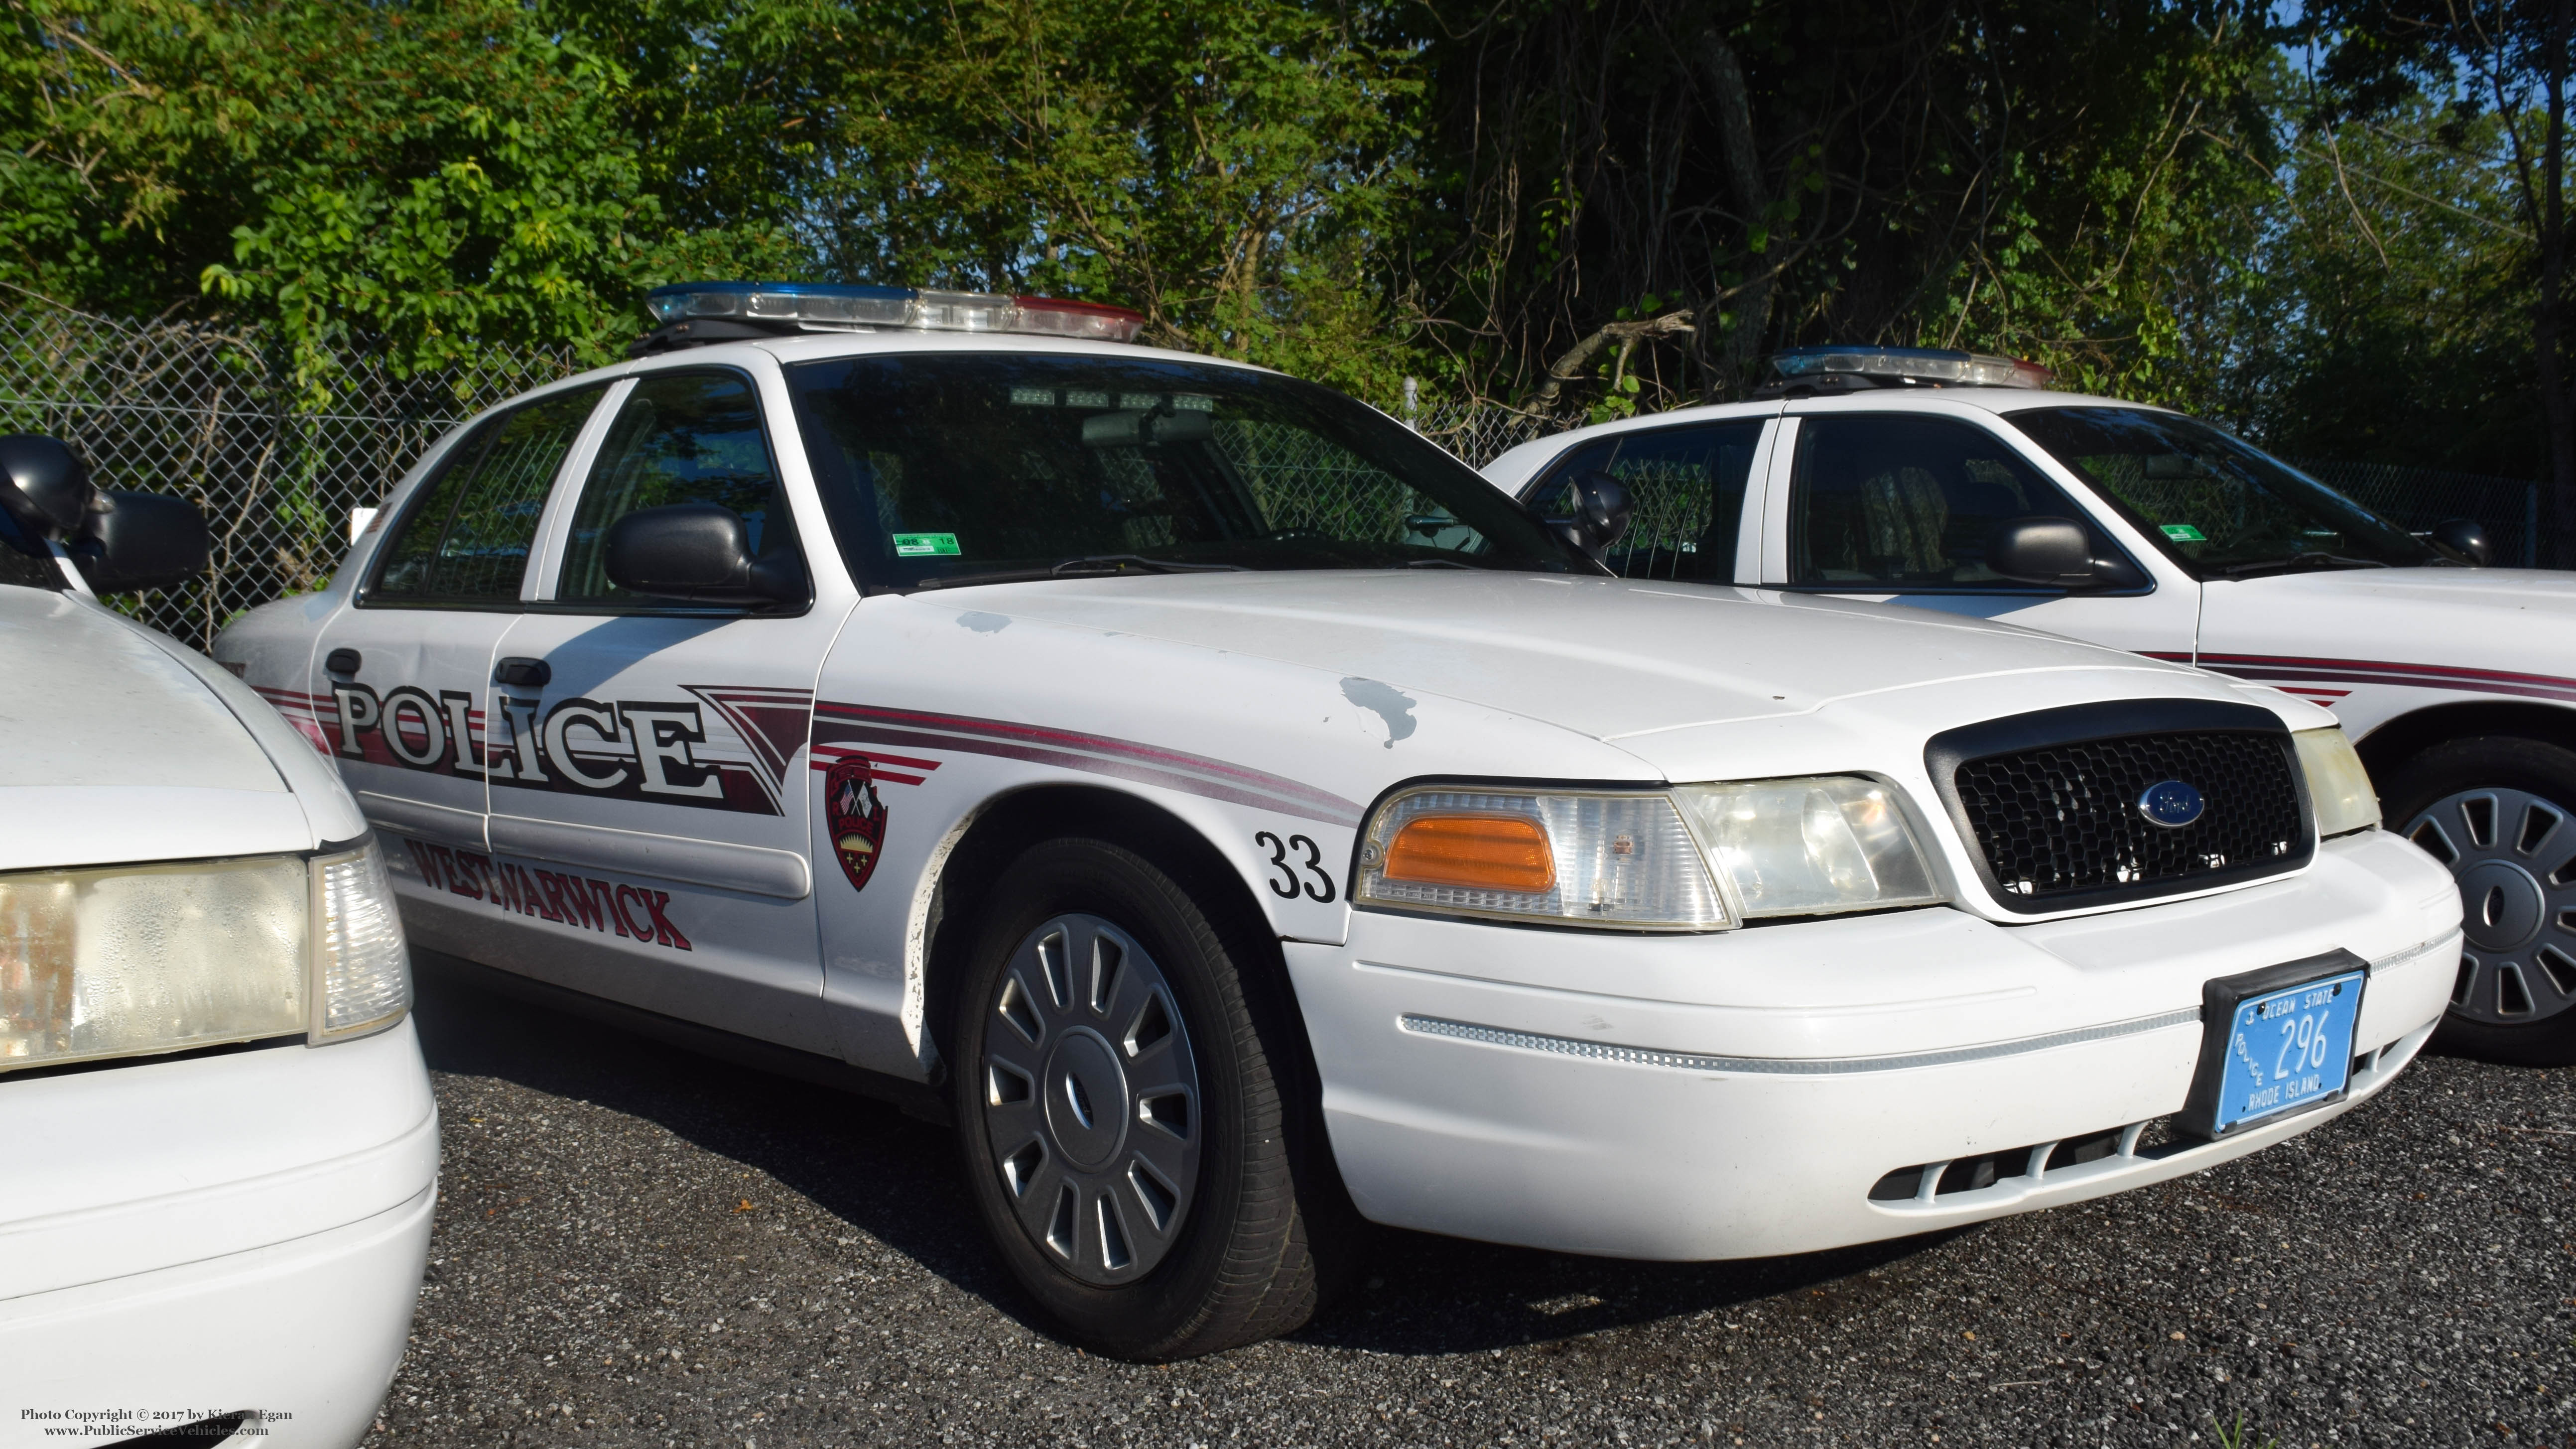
[1925,700,2314,913]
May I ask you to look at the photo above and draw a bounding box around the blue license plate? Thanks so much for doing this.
[2207,966,2367,1134]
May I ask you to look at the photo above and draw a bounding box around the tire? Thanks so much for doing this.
[2381,735,2576,1067]
[947,837,1356,1359]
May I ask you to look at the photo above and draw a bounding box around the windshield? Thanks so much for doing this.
[2008,407,2437,577]
[785,355,1585,588]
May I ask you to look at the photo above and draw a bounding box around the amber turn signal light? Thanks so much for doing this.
[1381,814,1556,893]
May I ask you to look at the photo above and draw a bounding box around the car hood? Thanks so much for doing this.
[926,570,2242,746]
[0,587,326,871]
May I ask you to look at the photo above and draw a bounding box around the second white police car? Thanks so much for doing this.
[218,284,2459,1360]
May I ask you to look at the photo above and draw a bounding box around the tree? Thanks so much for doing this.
[2304,0,2576,560]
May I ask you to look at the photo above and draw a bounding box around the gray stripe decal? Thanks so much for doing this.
[1397,1008,2203,1076]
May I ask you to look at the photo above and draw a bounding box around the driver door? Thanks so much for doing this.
[1761,409,2199,655]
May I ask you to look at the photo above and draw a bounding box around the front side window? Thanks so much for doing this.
[1788,413,2119,590]
[556,370,797,605]
[372,385,605,604]
[784,355,1583,588]
[1524,421,1764,581]
[2008,406,2436,577]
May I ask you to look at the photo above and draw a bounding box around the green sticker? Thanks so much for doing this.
[894,532,961,557]
[2160,523,2207,542]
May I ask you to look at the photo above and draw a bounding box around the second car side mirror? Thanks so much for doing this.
[1546,470,1634,559]
[70,491,210,591]
[1985,515,2106,588]
[604,502,803,606]
[2431,517,2491,567]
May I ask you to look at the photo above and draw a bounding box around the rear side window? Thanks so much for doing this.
[555,370,794,605]
[372,386,605,604]
[1523,421,1764,581]
[1788,414,2111,589]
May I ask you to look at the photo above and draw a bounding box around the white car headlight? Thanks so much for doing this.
[2293,726,2381,838]
[1674,776,1946,917]
[1354,787,1730,929]
[0,839,412,1074]
[1353,777,1947,929]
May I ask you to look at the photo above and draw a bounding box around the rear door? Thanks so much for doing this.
[1761,408,2200,654]
[479,363,853,1052]
[1516,418,1775,584]
[311,382,611,959]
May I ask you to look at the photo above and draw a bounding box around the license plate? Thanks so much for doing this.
[2181,951,2369,1139]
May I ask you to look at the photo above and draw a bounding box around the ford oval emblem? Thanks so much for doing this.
[2138,779,2206,829]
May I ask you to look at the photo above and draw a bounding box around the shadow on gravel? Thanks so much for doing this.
[407,957,1055,1338]
[411,954,1971,1358]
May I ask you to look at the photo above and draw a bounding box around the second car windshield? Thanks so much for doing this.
[2008,406,2436,576]
[785,354,1583,588]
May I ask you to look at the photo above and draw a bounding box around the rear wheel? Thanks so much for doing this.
[949,837,1353,1359]
[2382,735,2576,1067]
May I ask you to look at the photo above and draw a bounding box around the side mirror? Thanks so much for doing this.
[0,435,96,540]
[2431,517,2491,567]
[71,491,209,591]
[604,502,802,606]
[1985,515,2102,587]
[1548,470,1634,558]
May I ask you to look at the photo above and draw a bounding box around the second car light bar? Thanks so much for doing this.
[645,281,1147,343]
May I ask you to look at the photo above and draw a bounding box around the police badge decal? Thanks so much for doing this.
[825,757,889,892]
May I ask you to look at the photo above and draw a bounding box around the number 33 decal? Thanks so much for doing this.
[1255,831,1337,902]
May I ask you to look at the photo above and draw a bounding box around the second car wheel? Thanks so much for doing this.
[2383,734,2576,1067]
[949,837,1355,1359]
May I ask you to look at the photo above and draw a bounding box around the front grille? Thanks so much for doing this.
[1939,716,2309,911]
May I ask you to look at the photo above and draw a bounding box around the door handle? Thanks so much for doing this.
[494,656,552,689]
[324,647,362,676]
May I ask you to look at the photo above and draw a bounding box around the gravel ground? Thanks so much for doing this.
[364,960,2576,1449]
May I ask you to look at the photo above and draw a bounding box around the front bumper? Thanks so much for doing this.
[0,1022,438,1449]
[1287,829,2460,1260]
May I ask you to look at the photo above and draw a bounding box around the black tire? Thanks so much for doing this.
[947,837,1356,1359]
[2381,735,2576,1067]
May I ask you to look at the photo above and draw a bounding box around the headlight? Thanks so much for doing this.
[1674,777,1945,917]
[0,839,412,1074]
[1354,787,1729,929]
[1353,777,1947,929]
[2293,726,2380,837]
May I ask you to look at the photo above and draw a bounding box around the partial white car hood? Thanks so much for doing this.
[2204,566,2576,678]
[925,570,2304,780]
[0,588,347,870]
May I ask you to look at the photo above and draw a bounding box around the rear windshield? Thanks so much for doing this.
[2009,407,2435,577]
[785,355,1582,589]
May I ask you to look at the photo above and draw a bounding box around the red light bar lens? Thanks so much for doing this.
[1013,296,1146,343]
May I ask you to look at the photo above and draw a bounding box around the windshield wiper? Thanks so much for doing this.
[2217,552,2395,579]
[911,555,1248,590]
[1051,554,1248,575]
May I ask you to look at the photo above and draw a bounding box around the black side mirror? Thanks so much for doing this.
[2431,517,2491,567]
[604,502,802,606]
[1547,470,1634,558]
[1985,515,2102,587]
[70,490,209,591]
[0,435,95,540]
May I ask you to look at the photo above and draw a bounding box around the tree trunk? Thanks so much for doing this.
[1694,24,1773,400]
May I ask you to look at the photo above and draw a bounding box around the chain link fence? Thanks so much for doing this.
[0,303,2557,651]
[0,302,575,648]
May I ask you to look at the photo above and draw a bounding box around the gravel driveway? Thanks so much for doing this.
[363,959,2576,1449]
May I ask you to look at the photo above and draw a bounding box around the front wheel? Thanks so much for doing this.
[2383,735,2576,1067]
[949,838,1354,1359]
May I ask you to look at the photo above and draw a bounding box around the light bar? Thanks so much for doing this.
[645,282,1146,343]
[1770,345,2054,389]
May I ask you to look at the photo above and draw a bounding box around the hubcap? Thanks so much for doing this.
[979,913,1200,1285]
[2402,787,2576,1026]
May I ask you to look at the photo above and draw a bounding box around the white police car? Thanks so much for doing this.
[1488,346,2576,1067]
[0,440,431,1445]
[216,286,2458,1361]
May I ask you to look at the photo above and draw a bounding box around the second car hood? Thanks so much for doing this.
[930,570,2207,740]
